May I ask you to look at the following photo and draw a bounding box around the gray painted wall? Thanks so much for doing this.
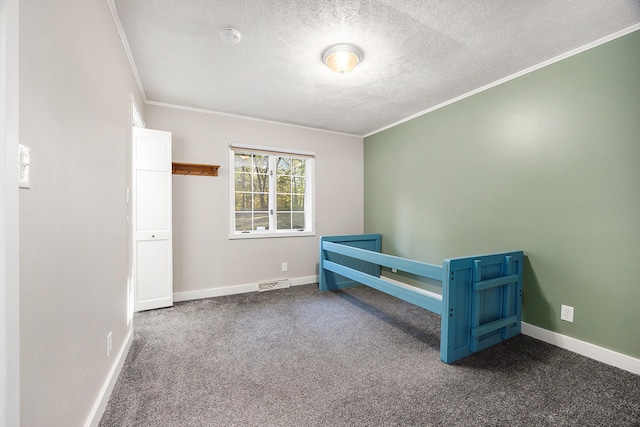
[19,0,144,425]
[145,104,364,296]
[364,31,640,358]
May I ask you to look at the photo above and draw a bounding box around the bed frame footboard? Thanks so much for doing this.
[319,234,523,364]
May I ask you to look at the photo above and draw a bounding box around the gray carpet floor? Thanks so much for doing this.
[99,284,640,426]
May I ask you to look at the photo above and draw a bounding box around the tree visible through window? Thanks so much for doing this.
[276,156,306,230]
[231,147,314,237]
[234,153,270,231]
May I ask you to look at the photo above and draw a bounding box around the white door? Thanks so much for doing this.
[132,127,173,311]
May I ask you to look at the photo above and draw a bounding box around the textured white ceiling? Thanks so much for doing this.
[113,1,640,136]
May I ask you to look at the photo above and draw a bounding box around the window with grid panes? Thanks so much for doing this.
[230,145,314,238]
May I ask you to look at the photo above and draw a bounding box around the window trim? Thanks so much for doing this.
[228,143,316,239]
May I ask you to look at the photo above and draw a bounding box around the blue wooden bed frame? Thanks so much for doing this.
[319,234,524,364]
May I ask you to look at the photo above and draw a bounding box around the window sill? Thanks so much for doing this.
[229,230,316,240]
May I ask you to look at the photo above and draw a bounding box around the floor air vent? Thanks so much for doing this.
[258,279,290,292]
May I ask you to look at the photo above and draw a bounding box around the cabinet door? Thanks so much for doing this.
[132,127,173,311]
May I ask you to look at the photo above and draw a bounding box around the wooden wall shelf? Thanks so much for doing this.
[172,162,219,177]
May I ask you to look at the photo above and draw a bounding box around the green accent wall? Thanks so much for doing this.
[364,30,640,358]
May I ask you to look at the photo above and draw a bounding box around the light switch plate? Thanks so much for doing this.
[19,144,31,189]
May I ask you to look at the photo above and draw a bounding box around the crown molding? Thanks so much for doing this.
[145,101,364,138]
[364,24,640,138]
[107,0,148,103]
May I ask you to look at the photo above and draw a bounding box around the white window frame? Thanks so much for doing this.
[229,143,316,239]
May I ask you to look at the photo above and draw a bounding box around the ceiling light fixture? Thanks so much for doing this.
[322,44,363,75]
[220,28,241,45]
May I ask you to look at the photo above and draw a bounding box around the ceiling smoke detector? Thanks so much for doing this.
[220,28,241,44]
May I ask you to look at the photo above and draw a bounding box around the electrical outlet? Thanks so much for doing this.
[560,304,574,322]
[391,268,398,273]
[107,331,113,356]
[282,262,288,272]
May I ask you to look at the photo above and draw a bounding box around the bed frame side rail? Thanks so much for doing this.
[319,235,444,315]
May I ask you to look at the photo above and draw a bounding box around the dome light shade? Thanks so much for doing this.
[322,44,363,74]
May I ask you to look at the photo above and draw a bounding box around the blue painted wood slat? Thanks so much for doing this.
[473,274,520,292]
[323,260,444,315]
[471,315,519,337]
[322,241,443,281]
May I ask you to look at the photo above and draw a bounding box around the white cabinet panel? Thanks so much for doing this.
[135,239,171,305]
[132,127,173,311]
[136,169,169,231]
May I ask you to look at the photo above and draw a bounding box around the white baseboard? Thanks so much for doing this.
[289,275,318,287]
[173,283,256,302]
[85,328,134,427]
[173,275,318,302]
[521,322,640,375]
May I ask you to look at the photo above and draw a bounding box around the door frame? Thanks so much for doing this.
[1,0,21,423]
[128,95,145,322]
